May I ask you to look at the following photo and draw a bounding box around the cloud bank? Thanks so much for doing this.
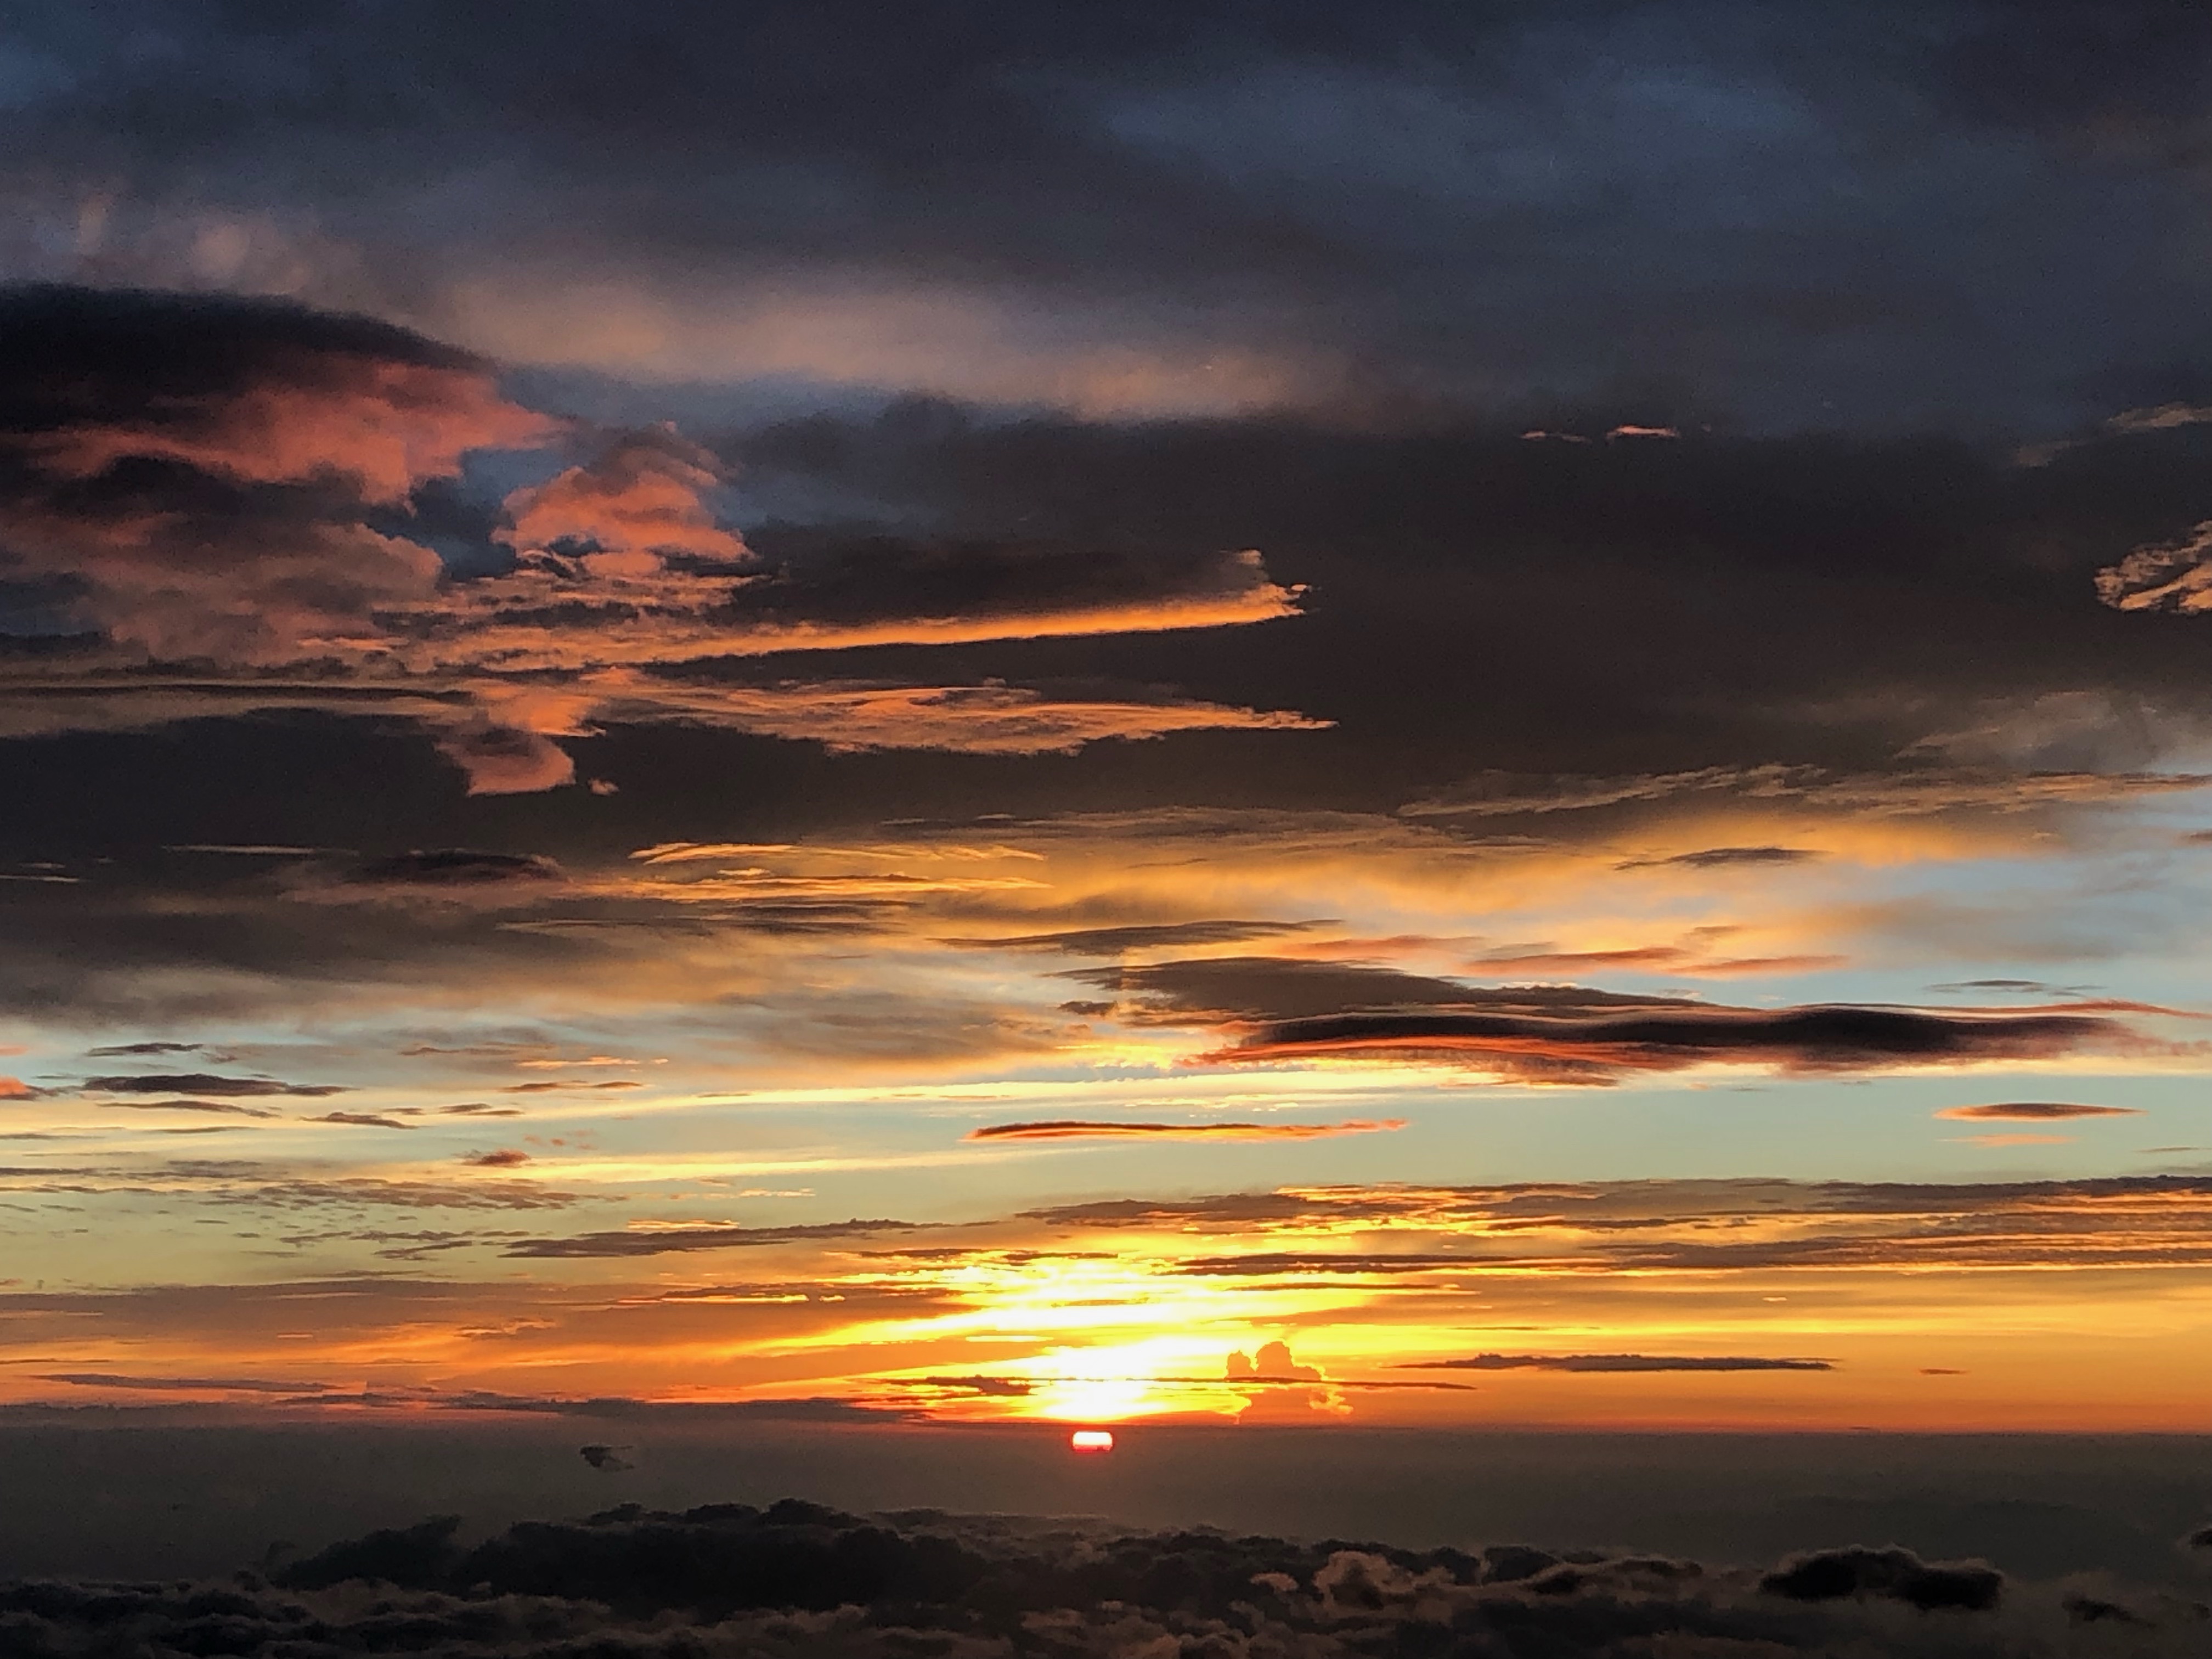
[5,1499,2205,1659]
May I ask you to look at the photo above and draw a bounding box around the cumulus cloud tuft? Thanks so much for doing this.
[1759,1545,2003,1611]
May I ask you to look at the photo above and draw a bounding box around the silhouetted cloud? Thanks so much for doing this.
[1069,955,2151,1081]
[301,849,569,903]
[79,1073,348,1097]
[1934,1102,2145,1121]
[96,1099,278,1118]
[1402,1353,1834,1373]
[1617,845,1825,871]
[1759,1545,2003,1611]
[1193,999,2136,1082]
[33,1372,332,1395]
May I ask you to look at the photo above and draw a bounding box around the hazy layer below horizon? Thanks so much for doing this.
[1,1418,2204,1589]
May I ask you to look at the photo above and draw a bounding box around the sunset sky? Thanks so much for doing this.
[3,0,2211,1439]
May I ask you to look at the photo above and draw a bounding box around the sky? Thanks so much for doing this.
[2,0,2212,1450]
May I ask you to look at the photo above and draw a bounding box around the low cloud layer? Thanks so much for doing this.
[4,1499,2204,1659]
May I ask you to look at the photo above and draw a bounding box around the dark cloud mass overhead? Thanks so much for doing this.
[8,2,2212,433]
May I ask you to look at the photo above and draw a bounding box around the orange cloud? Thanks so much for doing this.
[496,425,751,573]
[24,351,552,504]
[390,545,1301,678]
[575,676,1328,756]
[2095,521,2212,614]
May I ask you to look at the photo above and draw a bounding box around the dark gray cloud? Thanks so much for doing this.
[9,3,2212,432]
[1617,845,1824,871]
[329,849,568,892]
[1066,954,2142,1081]
[1068,956,1687,1024]
[78,1073,347,1097]
[33,1372,331,1395]
[1198,1001,2131,1080]
[1760,1545,2003,1611]
[95,1099,276,1118]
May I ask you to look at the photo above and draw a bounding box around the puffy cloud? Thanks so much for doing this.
[0,285,553,504]
[0,287,546,669]
[496,424,752,573]
[2097,522,2212,613]
[1759,1545,2002,1612]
